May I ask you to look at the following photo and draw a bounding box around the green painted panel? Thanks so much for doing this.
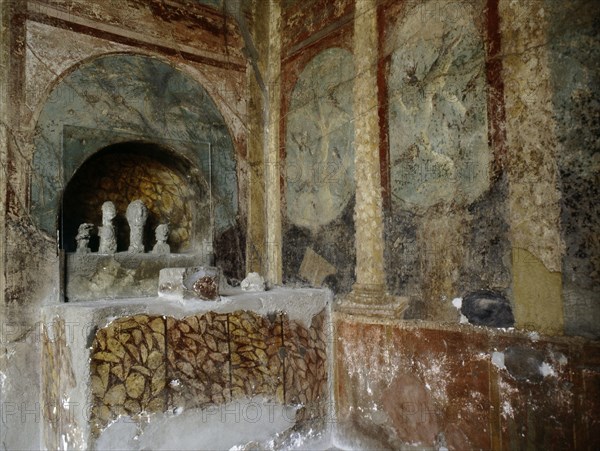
[32,54,237,234]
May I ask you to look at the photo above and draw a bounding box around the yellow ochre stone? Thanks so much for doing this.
[88,309,327,433]
[129,328,141,346]
[512,247,564,335]
[125,373,146,399]
[104,384,126,406]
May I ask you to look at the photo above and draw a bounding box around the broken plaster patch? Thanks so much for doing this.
[451,297,462,309]
[452,297,470,324]
[539,362,556,378]
[502,400,514,418]
[492,351,505,370]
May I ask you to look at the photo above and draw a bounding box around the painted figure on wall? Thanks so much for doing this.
[285,48,355,231]
[387,0,490,210]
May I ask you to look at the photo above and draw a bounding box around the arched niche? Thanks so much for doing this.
[60,141,209,254]
[31,53,238,246]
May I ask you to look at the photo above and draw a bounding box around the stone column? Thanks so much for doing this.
[1,0,26,303]
[264,0,282,285]
[1,2,44,449]
[0,0,10,303]
[500,0,564,335]
[245,0,268,276]
[341,0,406,316]
[1,0,28,302]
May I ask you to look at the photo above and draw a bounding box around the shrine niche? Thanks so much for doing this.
[31,54,238,247]
[27,53,240,301]
[60,141,201,255]
[60,141,212,302]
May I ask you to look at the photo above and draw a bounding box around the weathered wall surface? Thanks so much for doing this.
[500,0,565,335]
[283,47,356,292]
[280,0,513,318]
[2,2,53,448]
[383,0,512,321]
[280,0,356,293]
[280,0,598,334]
[1,0,599,449]
[281,0,352,56]
[547,0,600,339]
[1,1,249,449]
[335,314,600,450]
[244,0,268,275]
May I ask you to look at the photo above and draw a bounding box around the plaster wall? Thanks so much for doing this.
[547,0,600,339]
[335,314,600,449]
[500,0,564,334]
[280,0,356,293]
[279,0,513,321]
[1,0,599,449]
[279,2,600,445]
[1,2,249,449]
[278,0,598,334]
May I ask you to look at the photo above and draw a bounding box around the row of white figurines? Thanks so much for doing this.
[75,200,170,255]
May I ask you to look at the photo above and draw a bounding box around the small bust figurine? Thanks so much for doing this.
[152,224,170,255]
[98,201,117,254]
[126,199,148,253]
[75,223,94,254]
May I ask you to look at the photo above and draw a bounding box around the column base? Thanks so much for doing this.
[336,284,409,319]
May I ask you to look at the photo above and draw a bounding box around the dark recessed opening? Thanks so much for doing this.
[60,141,207,253]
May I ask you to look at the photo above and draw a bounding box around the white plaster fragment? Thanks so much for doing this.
[371,410,387,425]
[540,362,556,377]
[241,272,266,292]
[452,297,462,309]
[502,400,513,418]
[492,351,505,369]
[556,353,568,366]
